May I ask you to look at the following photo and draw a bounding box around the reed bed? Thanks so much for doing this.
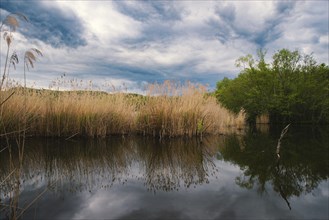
[0,81,245,138]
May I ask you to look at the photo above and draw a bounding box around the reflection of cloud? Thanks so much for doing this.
[73,189,137,219]
[14,176,325,220]
[291,181,329,218]
[55,177,316,220]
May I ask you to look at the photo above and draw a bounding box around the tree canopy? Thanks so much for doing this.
[215,49,329,124]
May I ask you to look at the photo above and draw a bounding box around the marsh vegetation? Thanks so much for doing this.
[1,82,245,138]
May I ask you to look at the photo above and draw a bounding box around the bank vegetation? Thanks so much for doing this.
[0,81,245,138]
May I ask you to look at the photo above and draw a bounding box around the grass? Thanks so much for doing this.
[0,81,245,138]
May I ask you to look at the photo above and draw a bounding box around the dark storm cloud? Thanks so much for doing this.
[114,1,183,23]
[0,0,86,48]
[276,1,296,14]
[212,1,297,47]
[114,1,187,46]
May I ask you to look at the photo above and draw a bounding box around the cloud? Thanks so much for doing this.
[0,1,328,92]
[211,1,297,47]
[266,1,329,63]
[54,1,142,44]
[0,0,87,48]
[114,1,184,23]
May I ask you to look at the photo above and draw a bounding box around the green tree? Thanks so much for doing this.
[215,49,329,124]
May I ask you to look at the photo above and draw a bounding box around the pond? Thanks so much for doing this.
[1,125,328,219]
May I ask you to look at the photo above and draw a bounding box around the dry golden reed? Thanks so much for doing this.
[0,81,245,138]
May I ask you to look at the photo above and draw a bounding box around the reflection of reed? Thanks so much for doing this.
[35,138,134,192]
[0,137,219,200]
[0,140,21,219]
[0,141,57,219]
[136,138,217,192]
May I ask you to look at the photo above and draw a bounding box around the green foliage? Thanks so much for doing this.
[215,49,329,124]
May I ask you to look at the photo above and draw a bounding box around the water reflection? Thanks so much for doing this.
[0,137,217,199]
[219,126,329,210]
[137,138,218,192]
[0,126,328,219]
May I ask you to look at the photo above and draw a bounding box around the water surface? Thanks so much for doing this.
[1,126,328,219]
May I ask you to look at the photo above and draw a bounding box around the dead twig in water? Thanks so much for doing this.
[65,132,79,141]
[16,180,57,219]
[276,124,290,159]
[0,128,28,137]
[0,169,16,186]
[0,146,8,153]
[0,203,24,210]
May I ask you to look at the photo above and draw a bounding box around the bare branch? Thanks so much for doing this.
[276,124,290,158]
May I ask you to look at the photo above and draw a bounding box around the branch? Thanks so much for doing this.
[276,124,290,159]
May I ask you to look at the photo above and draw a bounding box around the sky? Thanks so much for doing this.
[0,0,328,93]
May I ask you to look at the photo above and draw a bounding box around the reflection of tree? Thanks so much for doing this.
[219,126,329,209]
